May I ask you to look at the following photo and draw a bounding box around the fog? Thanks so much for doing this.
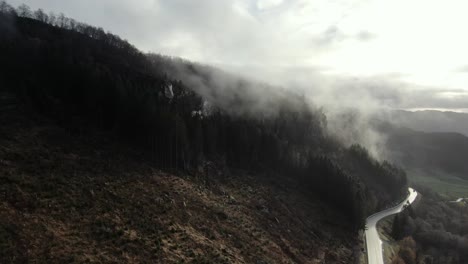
[219,64,468,158]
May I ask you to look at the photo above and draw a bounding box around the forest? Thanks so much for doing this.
[391,186,468,264]
[0,2,407,229]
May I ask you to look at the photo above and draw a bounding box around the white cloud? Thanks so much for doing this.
[256,0,284,10]
[6,0,468,106]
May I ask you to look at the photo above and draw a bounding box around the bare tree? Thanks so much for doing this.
[17,4,32,18]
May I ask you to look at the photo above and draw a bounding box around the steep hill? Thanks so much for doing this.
[0,3,410,263]
[0,93,359,263]
[0,4,408,226]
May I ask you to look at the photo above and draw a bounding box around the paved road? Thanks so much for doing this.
[365,188,418,264]
[450,197,467,203]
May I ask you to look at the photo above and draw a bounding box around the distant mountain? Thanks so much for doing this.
[374,110,468,180]
[382,124,468,180]
[387,110,468,137]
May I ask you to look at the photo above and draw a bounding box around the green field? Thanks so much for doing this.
[407,169,468,199]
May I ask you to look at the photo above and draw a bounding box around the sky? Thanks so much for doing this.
[8,0,468,111]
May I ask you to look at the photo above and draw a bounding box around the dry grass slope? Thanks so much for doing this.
[0,94,356,263]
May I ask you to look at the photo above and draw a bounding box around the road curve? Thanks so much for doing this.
[449,197,467,203]
[365,188,418,264]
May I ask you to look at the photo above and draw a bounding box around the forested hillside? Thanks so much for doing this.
[385,126,468,180]
[390,187,468,264]
[0,93,362,263]
[0,2,407,231]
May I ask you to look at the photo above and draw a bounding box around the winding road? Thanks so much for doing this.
[365,188,418,264]
[450,197,467,203]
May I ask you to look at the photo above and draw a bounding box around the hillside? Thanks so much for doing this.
[0,3,410,263]
[0,3,409,225]
[385,127,468,180]
[371,120,468,197]
[0,93,359,263]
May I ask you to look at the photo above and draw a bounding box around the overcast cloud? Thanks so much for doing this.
[7,0,468,112]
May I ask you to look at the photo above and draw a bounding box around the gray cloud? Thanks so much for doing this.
[312,26,346,47]
[310,26,377,49]
[7,0,377,65]
[356,30,376,41]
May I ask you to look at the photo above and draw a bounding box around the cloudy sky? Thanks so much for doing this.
[8,0,468,111]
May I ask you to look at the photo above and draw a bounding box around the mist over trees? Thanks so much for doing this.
[0,2,408,229]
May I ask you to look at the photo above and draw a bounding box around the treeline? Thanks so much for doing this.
[0,2,407,229]
[391,187,468,264]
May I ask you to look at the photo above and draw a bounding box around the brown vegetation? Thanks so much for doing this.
[0,96,357,263]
